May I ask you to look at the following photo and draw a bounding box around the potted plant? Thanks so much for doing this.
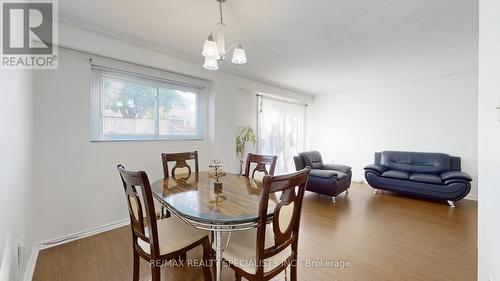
[235,126,257,174]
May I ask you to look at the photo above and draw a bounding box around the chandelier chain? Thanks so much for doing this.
[218,0,224,25]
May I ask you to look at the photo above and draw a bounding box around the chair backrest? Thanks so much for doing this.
[244,153,278,178]
[379,151,452,174]
[298,151,324,169]
[117,165,161,257]
[162,151,199,178]
[255,167,310,276]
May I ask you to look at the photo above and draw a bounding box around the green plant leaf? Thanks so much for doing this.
[235,125,256,160]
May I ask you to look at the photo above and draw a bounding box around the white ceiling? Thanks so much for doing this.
[59,0,478,95]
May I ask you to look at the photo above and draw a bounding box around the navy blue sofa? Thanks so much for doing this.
[364,151,472,207]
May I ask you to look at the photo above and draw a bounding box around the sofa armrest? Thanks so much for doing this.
[323,164,352,174]
[441,171,472,182]
[364,164,387,176]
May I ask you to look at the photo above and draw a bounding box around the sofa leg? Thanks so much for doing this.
[345,190,349,195]
[332,196,336,203]
[447,200,456,208]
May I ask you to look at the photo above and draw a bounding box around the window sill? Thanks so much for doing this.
[90,137,204,143]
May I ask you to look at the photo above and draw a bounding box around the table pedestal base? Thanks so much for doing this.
[214,230,223,281]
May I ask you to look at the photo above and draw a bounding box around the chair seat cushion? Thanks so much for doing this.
[216,224,292,274]
[138,216,208,255]
[310,170,348,181]
[409,173,442,184]
[310,169,337,179]
[334,171,348,181]
[381,170,410,180]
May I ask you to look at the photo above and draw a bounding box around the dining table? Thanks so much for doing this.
[150,171,276,281]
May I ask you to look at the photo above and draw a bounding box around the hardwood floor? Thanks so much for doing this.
[33,182,477,281]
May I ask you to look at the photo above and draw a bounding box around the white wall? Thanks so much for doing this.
[232,88,259,169]
[478,0,500,279]
[0,70,33,281]
[29,22,313,249]
[309,73,478,199]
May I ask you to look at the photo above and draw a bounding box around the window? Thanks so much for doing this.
[91,66,205,141]
[258,95,306,174]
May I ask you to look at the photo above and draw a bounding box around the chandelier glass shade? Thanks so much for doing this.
[201,34,219,59]
[201,0,247,70]
[231,45,247,64]
[203,56,219,71]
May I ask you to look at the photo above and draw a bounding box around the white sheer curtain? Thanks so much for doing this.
[258,95,306,174]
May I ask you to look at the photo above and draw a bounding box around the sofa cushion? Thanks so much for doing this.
[411,153,450,174]
[381,152,412,172]
[440,171,472,182]
[299,151,324,169]
[310,169,337,179]
[381,170,410,180]
[409,173,442,184]
[380,151,451,174]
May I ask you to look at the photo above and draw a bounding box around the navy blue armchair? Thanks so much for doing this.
[294,151,352,202]
[364,151,472,207]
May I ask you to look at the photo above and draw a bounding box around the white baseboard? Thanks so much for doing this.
[352,178,366,183]
[23,218,130,281]
[23,245,40,281]
[37,218,130,250]
[465,194,478,201]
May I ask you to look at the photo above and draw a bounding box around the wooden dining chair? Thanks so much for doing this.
[244,153,278,178]
[117,165,212,281]
[162,151,199,178]
[159,151,199,218]
[220,167,311,281]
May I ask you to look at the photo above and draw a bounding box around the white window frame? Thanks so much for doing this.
[91,65,206,142]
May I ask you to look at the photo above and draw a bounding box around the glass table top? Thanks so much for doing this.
[150,172,276,225]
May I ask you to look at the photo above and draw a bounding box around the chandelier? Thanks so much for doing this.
[201,0,247,71]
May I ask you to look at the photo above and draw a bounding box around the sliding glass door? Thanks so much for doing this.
[258,95,306,174]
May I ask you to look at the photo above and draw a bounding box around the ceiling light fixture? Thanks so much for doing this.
[202,0,247,71]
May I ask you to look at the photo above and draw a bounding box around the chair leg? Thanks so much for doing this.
[447,200,456,208]
[160,206,171,219]
[234,271,242,281]
[373,189,378,194]
[332,196,336,203]
[132,251,140,281]
[209,250,216,280]
[151,263,161,281]
[346,190,349,195]
[201,238,213,281]
[177,253,187,263]
[290,262,297,281]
